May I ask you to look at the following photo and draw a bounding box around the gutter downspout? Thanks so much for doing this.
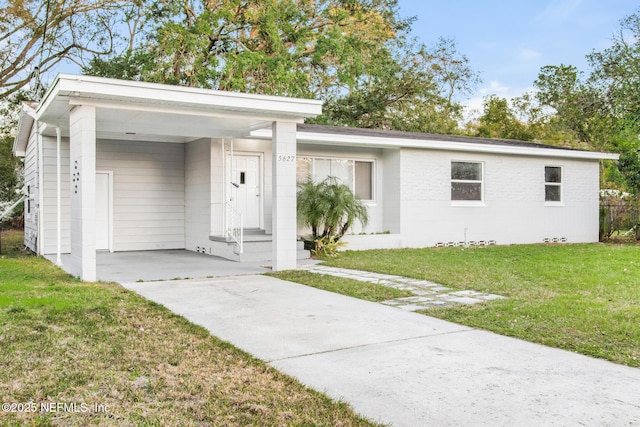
[36,121,44,255]
[56,127,62,266]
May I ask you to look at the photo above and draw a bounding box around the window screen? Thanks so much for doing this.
[545,166,562,202]
[451,162,483,201]
[355,161,372,200]
[296,157,374,200]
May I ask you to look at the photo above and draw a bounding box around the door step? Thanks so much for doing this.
[208,232,309,262]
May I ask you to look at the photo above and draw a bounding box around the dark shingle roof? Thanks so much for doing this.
[297,123,581,152]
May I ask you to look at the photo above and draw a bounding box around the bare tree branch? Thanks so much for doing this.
[0,0,134,98]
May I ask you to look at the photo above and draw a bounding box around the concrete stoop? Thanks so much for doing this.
[209,230,309,262]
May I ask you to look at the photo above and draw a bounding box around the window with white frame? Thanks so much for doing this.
[451,161,483,201]
[545,166,562,202]
[297,157,374,200]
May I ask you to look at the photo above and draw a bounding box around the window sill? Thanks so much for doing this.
[451,201,485,207]
[545,201,564,207]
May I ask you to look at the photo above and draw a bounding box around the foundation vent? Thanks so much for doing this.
[543,237,568,243]
[435,240,496,248]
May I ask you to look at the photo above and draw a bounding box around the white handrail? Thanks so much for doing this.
[225,202,243,254]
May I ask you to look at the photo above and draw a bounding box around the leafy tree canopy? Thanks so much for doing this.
[531,8,640,192]
[0,92,27,203]
[86,0,405,95]
[83,0,480,133]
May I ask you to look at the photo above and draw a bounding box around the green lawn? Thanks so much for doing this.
[0,230,377,426]
[280,243,640,367]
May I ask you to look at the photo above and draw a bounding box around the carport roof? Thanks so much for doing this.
[16,74,322,149]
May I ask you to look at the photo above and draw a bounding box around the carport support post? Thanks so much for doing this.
[69,105,97,282]
[271,121,297,271]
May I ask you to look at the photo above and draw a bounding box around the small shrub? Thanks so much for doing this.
[311,236,347,257]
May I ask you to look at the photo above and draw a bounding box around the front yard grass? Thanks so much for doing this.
[0,229,377,426]
[283,244,640,367]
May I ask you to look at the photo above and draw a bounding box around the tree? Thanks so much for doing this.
[0,0,135,99]
[85,0,406,97]
[0,135,21,204]
[0,92,27,205]
[587,10,640,132]
[532,8,640,191]
[297,177,368,253]
[534,64,609,149]
[84,1,479,132]
[315,37,479,133]
[472,95,532,140]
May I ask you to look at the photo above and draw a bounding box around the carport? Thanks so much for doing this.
[46,250,270,283]
[18,74,322,282]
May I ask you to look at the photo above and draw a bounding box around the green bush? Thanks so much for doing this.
[297,177,368,255]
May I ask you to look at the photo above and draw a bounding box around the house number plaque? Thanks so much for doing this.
[277,155,295,163]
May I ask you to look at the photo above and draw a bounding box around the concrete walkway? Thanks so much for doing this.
[121,274,640,426]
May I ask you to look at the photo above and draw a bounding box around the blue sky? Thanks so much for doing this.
[396,0,638,115]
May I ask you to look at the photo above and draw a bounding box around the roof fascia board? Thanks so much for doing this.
[297,131,619,160]
[54,74,322,118]
[35,74,62,118]
[67,97,302,124]
[13,103,38,156]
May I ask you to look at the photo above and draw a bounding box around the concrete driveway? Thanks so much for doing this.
[122,275,640,426]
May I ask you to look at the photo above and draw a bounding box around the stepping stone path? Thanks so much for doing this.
[298,265,505,311]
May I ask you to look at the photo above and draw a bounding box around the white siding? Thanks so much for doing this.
[42,138,186,253]
[185,139,212,252]
[23,129,39,252]
[42,136,71,254]
[397,149,600,246]
[97,139,185,251]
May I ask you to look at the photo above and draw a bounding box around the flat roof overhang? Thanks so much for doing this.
[34,74,323,143]
[250,126,620,161]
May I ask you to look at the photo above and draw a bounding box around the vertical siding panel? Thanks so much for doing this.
[23,129,39,252]
[97,139,185,251]
[42,136,71,254]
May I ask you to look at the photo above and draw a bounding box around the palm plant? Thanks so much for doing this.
[297,177,369,252]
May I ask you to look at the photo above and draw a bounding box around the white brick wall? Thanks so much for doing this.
[397,149,600,246]
[185,139,212,252]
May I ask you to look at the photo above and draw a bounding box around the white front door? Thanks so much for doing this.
[95,172,111,251]
[232,155,261,229]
